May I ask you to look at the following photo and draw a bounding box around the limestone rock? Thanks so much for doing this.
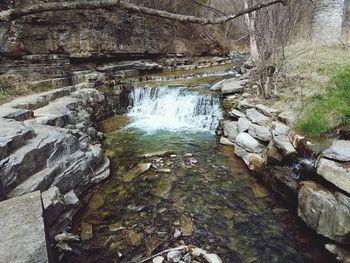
[238,99,259,109]
[316,157,350,195]
[228,109,245,119]
[323,140,350,162]
[221,79,245,95]
[219,137,234,146]
[278,111,295,126]
[222,121,239,142]
[298,181,350,244]
[273,135,297,157]
[0,191,49,263]
[203,253,223,263]
[255,104,279,117]
[237,118,252,132]
[248,124,272,142]
[235,132,265,153]
[234,143,265,171]
[246,108,271,126]
[210,79,225,91]
[272,121,290,136]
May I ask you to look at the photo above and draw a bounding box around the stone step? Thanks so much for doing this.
[0,119,34,160]
[8,166,60,198]
[3,86,76,111]
[0,125,78,195]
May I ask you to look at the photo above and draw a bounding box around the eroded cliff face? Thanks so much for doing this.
[0,0,233,58]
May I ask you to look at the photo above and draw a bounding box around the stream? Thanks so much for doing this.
[63,64,335,263]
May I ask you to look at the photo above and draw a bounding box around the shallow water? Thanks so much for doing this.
[63,66,335,263]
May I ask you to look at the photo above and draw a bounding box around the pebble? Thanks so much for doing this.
[174,228,182,238]
[167,250,182,263]
[153,256,165,263]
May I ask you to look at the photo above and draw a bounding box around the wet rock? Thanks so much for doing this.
[246,108,271,126]
[235,132,265,153]
[180,214,194,236]
[88,192,105,210]
[151,179,174,198]
[210,79,225,91]
[237,118,252,132]
[167,250,182,263]
[220,136,234,146]
[248,124,272,142]
[316,157,350,195]
[267,166,298,203]
[234,144,265,171]
[255,104,279,117]
[323,140,350,162]
[272,121,290,136]
[278,111,295,126]
[153,256,165,263]
[288,131,307,154]
[140,150,176,158]
[298,181,350,244]
[183,253,192,263]
[109,222,125,232]
[81,222,93,241]
[325,244,350,263]
[128,230,143,246]
[273,135,297,157]
[222,121,239,141]
[121,163,152,182]
[267,141,284,164]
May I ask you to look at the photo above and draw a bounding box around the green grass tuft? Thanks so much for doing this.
[296,65,350,137]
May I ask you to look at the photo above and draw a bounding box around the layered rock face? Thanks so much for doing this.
[0,0,231,58]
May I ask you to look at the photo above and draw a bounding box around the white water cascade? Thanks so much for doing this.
[126,87,222,133]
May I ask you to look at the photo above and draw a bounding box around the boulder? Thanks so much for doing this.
[323,140,350,162]
[246,108,271,126]
[222,121,239,142]
[235,132,265,153]
[316,157,350,195]
[228,109,245,119]
[273,135,297,157]
[248,124,272,142]
[298,181,350,244]
[237,118,252,132]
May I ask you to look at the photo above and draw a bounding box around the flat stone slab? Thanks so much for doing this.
[0,191,49,263]
[323,140,350,162]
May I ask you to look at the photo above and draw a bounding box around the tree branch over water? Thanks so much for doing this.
[0,0,286,23]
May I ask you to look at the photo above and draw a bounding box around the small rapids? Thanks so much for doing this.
[127,87,222,133]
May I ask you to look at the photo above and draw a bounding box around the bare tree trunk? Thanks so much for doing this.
[342,0,350,42]
[243,0,259,63]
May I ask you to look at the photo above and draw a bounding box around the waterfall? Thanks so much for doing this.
[126,87,222,133]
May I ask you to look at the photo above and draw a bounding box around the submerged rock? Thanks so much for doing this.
[153,256,165,263]
[80,222,93,241]
[121,163,152,182]
[128,230,143,246]
[325,244,350,263]
[180,214,194,236]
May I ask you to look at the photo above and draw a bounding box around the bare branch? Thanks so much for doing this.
[0,0,286,23]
